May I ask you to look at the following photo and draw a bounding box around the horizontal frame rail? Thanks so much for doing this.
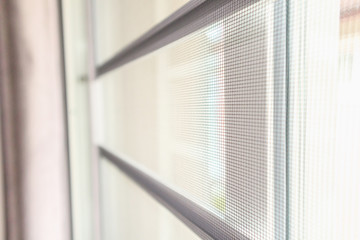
[99,146,249,240]
[95,0,259,77]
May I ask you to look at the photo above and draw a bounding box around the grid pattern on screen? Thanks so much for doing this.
[96,0,287,239]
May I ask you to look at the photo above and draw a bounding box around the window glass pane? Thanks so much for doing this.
[94,0,190,63]
[94,1,285,238]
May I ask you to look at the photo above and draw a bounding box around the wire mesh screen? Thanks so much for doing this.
[96,0,286,239]
[93,0,360,239]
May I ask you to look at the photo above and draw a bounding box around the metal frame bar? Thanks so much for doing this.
[285,0,290,239]
[273,0,288,239]
[57,0,74,238]
[86,0,102,239]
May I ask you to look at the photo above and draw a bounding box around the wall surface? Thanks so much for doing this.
[0,0,71,239]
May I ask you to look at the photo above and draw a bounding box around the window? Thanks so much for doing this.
[62,0,360,239]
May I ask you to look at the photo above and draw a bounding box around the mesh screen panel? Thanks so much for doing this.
[95,1,285,239]
[93,0,360,239]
